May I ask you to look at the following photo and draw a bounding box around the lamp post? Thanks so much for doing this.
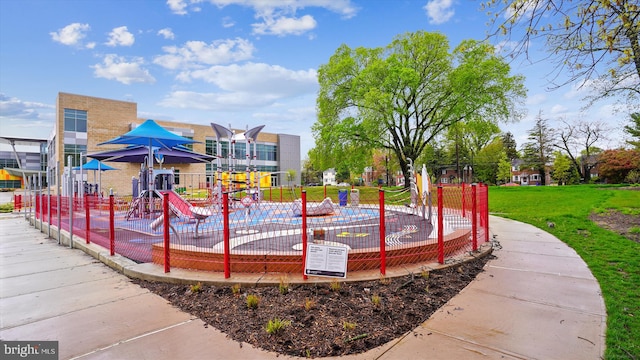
[385,155,389,186]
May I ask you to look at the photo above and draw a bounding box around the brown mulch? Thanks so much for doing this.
[589,210,640,243]
[134,253,493,358]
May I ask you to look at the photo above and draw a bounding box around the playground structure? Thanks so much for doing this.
[25,119,490,277]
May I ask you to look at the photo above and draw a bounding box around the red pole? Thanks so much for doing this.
[379,189,386,275]
[461,182,466,218]
[223,192,230,278]
[85,194,90,244]
[109,194,115,256]
[163,193,170,273]
[484,184,490,243]
[301,191,308,280]
[437,186,444,264]
[35,194,39,220]
[471,184,477,251]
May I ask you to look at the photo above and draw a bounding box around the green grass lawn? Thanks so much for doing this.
[489,185,640,359]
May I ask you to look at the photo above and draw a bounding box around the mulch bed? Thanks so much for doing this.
[134,253,493,358]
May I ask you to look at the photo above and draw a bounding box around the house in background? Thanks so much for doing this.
[511,159,551,185]
[322,168,337,186]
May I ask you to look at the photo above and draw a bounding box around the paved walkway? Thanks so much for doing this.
[0,212,606,359]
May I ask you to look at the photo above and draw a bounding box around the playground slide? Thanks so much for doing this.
[156,190,193,218]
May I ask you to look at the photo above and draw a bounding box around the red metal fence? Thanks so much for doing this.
[26,184,489,279]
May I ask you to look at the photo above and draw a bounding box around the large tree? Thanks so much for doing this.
[554,119,609,182]
[521,111,556,185]
[313,31,526,187]
[624,112,640,149]
[485,0,640,105]
[501,131,519,160]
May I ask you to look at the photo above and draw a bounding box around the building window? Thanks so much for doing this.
[0,158,19,169]
[64,144,86,167]
[174,169,180,185]
[64,109,87,132]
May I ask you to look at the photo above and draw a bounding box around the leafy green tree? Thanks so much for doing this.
[497,156,513,184]
[552,151,573,185]
[313,31,526,187]
[475,137,506,184]
[501,131,519,161]
[521,111,556,185]
[485,0,640,105]
[624,112,640,150]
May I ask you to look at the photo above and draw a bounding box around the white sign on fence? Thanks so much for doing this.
[305,243,348,278]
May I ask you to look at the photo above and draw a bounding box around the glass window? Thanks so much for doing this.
[174,169,180,185]
[63,109,88,132]
[64,144,86,167]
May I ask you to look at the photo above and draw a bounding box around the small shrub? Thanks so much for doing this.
[279,276,290,295]
[265,318,291,335]
[231,283,241,296]
[379,275,390,285]
[189,282,202,293]
[629,226,640,234]
[246,294,260,309]
[0,203,13,213]
[421,269,430,279]
[371,294,381,308]
[329,280,341,292]
[304,298,316,311]
[342,320,357,331]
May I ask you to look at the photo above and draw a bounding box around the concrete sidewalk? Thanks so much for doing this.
[0,213,606,359]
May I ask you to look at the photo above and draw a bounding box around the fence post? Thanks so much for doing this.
[223,192,230,279]
[437,186,444,264]
[472,184,477,251]
[379,189,386,276]
[85,193,90,244]
[57,165,61,245]
[302,191,308,280]
[163,192,170,273]
[461,182,466,218]
[109,192,115,256]
[484,184,490,243]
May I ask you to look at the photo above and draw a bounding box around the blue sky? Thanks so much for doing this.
[0,0,633,156]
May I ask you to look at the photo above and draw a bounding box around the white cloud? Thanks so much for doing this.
[0,94,55,140]
[526,93,547,106]
[252,14,317,36]
[168,0,358,36]
[424,0,455,25]
[549,104,568,115]
[105,26,135,47]
[0,94,54,121]
[92,54,156,84]
[222,16,235,28]
[158,28,175,40]
[167,0,188,15]
[178,62,317,96]
[154,38,255,70]
[50,23,91,47]
[159,63,317,111]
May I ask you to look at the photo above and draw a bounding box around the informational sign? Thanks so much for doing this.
[305,243,348,278]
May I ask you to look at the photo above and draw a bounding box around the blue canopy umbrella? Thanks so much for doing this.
[98,119,200,200]
[73,158,117,196]
[88,145,214,164]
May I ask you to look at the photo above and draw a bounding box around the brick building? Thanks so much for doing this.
[48,92,300,196]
